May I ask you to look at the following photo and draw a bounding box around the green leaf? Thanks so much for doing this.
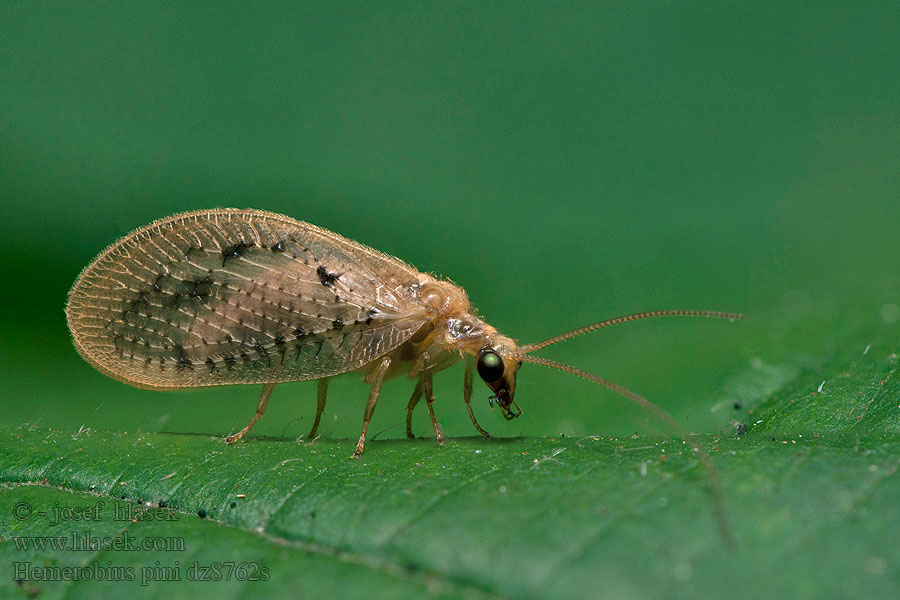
[2,317,899,599]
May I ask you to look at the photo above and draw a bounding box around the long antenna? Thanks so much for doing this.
[509,352,737,549]
[520,310,745,353]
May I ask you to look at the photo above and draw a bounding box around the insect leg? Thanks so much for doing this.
[353,357,392,457]
[405,379,424,439]
[421,352,445,446]
[463,355,491,439]
[308,378,329,439]
[225,382,276,444]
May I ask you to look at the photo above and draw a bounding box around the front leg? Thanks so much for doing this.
[421,352,445,446]
[463,356,491,438]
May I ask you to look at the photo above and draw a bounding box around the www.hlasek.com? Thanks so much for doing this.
[12,531,185,552]
[13,561,270,586]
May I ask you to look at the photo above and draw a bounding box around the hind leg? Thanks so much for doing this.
[353,357,391,457]
[226,383,276,444]
[307,378,329,439]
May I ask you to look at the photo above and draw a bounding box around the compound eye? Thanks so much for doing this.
[476,351,505,382]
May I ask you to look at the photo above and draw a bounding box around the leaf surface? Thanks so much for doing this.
[3,321,899,599]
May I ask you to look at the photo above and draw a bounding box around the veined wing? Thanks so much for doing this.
[66,208,430,389]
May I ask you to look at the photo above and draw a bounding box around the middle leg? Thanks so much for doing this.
[405,378,424,439]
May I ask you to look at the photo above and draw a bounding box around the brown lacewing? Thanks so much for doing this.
[66,208,743,545]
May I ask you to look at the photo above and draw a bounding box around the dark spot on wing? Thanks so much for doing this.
[316,265,341,290]
[253,340,271,367]
[189,277,213,300]
[274,334,287,361]
[175,346,192,370]
[221,242,255,266]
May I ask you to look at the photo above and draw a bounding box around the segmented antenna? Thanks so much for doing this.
[520,310,745,353]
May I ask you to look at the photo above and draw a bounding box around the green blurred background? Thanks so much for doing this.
[2,2,898,442]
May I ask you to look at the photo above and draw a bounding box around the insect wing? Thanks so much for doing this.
[66,209,429,389]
